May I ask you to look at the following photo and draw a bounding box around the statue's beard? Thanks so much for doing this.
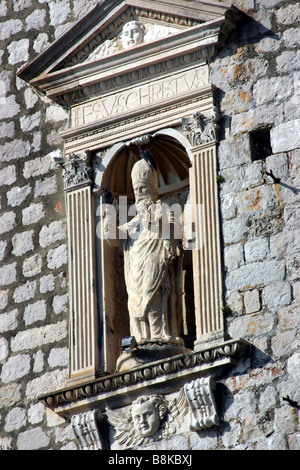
[135,197,153,214]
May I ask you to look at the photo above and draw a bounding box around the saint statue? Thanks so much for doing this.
[120,150,183,344]
[103,147,186,370]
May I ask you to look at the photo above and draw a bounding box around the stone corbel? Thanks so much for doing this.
[72,410,105,450]
[184,376,219,431]
[52,150,92,190]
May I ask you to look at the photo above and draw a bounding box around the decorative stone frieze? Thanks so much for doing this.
[40,338,248,413]
[181,107,221,147]
[61,373,224,449]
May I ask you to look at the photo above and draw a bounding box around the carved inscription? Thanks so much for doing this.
[72,66,208,127]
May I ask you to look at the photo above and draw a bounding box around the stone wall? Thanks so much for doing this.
[0,0,99,451]
[0,0,299,450]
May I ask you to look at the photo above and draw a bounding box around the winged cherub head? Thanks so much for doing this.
[131,395,167,438]
[121,21,145,49]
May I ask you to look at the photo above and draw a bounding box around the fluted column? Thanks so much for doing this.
[53,151,99,383]
[182,110,224,347]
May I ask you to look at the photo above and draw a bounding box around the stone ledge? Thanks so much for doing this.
[40,338,249,418]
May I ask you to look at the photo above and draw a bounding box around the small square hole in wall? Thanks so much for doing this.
[249,128,272,162]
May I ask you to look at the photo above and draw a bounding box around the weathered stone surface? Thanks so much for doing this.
[17,427,50,450]
[8,38,30,65]
[4,407,27,432]
[25,369,69,400]
[52,293,68,314]
[0,290,9,309]
[7,185,31,207]
[0,309,18,333]
[0,211,16,234]
[263,282,291,311]
[0,383,22,409]
[0,337,9,363]
[24,300,47,326]
[0,19,23,40]
[244,289,261,314]
[20,111,41,132]
[13,280,37,303]
[22,202,45,225]
[1,354,31,383]
[11,320,67,352]
[22,254,42,277]
[39,274,55,293]
[39,221,66,247]
[34,175,57,197]
[228,312,275,340]
[12,230,34,256]
[47,244,67,269]
[0,262,17,287]
[0,165,16,185]
[271,119,300,153]
[28,402,45,425]
[244,237,269,263]
[23,154,53,179]
[48,347,68,368]
[226,259,286,292]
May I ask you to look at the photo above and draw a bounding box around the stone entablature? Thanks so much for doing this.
[40,338,248,449]
[41,339,247,412]
[70,66,209,127]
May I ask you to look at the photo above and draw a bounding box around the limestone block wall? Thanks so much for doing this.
[0,0,99,451]
[0,0,299,451]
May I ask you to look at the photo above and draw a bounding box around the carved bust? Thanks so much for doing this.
[105,388,187,448]
[131,395,167,438]
[121,21,145,49]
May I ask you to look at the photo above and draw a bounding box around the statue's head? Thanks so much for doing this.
[121,21,145,49]
[131,155,158,205]
[131,395,167,438]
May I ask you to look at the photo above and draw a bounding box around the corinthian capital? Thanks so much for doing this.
[52,150,92,189]
[181,108,220,146]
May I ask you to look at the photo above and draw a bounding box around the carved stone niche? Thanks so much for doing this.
[18,0,247,449]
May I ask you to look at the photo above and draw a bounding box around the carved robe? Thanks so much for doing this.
[120,201,182,344]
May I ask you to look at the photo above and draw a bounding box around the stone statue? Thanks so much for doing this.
[103,147,186,370]
[119,150,183,346]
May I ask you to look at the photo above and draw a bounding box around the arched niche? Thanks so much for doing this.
[94,130,197,373]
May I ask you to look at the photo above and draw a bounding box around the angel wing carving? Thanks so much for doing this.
[162,387,188,437]
[105,407,144,448]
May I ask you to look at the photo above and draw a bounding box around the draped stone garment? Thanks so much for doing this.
[119,205,181,343]
[123,219,174,320]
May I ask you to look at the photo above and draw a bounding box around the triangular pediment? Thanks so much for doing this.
[59,4,204,70]
[18,0,243,106]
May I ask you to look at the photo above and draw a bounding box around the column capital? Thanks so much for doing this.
[52,150,92,190]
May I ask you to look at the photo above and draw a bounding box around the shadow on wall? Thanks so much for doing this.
[215,344,273,421]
